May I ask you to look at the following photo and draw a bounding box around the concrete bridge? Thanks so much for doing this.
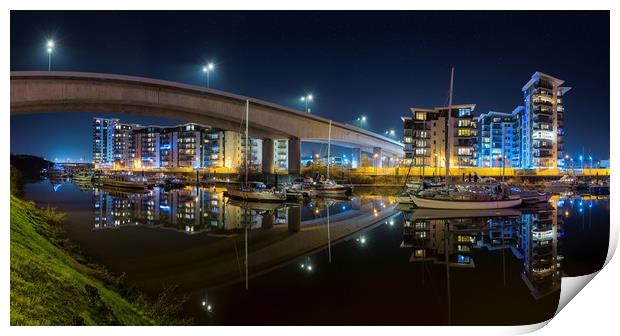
[10,71,403,174]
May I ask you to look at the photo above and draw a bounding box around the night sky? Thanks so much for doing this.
[10,11,610,161]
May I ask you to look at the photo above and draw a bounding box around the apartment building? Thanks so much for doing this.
[402,104,477,169]
[92,117,118,168]
[521,72,570,169]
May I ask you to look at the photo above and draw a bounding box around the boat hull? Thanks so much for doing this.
[227,190,286,202]
[521,193,551,205]
[315,186,353,196]
[102,180,148,190]
[396,195,414,204]
[412,196,522,209]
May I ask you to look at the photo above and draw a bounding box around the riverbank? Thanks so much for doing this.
[9,195,190,325]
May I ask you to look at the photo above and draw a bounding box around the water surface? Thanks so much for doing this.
[24,180,609,325]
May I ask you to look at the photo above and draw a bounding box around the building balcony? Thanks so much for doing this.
[533,100,553,107]
[457,153,475,157]
[412,124,431,131]
[533,150,553,158]
[534,107,553,115]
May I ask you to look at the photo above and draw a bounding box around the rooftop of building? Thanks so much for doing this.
[477,106,525,120]
[408,103,477,114]
[522,71,566,91]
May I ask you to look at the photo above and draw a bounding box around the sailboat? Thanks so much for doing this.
[411,67,522,210]
[313,120,353,196]
[227,100,287,203]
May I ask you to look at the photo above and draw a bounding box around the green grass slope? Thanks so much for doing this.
[10,196,168,325]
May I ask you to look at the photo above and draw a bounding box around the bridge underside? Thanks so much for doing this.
[11,71,404,174]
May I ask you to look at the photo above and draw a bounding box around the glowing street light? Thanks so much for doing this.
[300,94,313,113]
[579,155,584,170]
[202,63,215,88]
[46,40,54,71]
[356,115,367,128]
[589,156,593,168]
[384,129,396,137]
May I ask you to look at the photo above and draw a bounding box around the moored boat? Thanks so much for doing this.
[285,181,318,201]
[544,175,576,189]
[227,181,287,202]
[313,179,353,195]
[508,186,551,205]
[411,194,522,210]
[72,171,93,182]
[101,174,149,189]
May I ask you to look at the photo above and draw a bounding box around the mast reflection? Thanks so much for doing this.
[401,204,564,300]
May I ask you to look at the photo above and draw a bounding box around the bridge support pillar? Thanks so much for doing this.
[373,147,383,168]
[262,212,274,229]
[351,148,361,169]
[288,137,301,175]
[287,206,301,233]
[262,139,275,174]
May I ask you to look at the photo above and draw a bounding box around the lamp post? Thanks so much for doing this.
[589,156,593,169]
[300,94,313,113]
[202,63,215,88]
[46,40,54,71]
[356,116,367,128]
[579,155,584,170]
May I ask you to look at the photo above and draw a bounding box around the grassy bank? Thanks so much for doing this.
[10,195,190,325]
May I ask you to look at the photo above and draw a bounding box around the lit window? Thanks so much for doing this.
[458,108,471,117]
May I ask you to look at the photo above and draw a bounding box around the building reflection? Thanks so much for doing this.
[92,186,291,234]
[401,204,563,299]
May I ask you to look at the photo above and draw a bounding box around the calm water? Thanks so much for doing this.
[24,179,610,325]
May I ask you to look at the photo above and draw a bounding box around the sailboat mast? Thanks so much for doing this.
[445,66,455,183]
[327,120,332,180]
[245,100,249,187]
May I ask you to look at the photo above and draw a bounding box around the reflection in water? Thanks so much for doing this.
[92,186,294,234]
[22,180,609,325]
[401,204,563,302]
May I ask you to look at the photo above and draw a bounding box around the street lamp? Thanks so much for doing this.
[46,40,54,71]
[202,63,215,88]
[589,156,593,169]
[356,115,367,128]
[579,155,584,170]
[300,94,313,113]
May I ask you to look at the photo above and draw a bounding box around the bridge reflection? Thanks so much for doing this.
[87,184,397,293]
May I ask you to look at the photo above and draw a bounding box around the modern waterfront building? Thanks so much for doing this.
[222,131,262,169]
[475,71,570,170]
[477,107,523,168]
[112,122,139,169]
[521,72,570,169]
[401,71,570,171]
[157,123,213,169]
[134,126,162,169]
[92,118,266,170]
[401,104,477,169]
[92,117,118,168]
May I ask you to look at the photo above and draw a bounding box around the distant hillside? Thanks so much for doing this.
[10,154,52,180]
